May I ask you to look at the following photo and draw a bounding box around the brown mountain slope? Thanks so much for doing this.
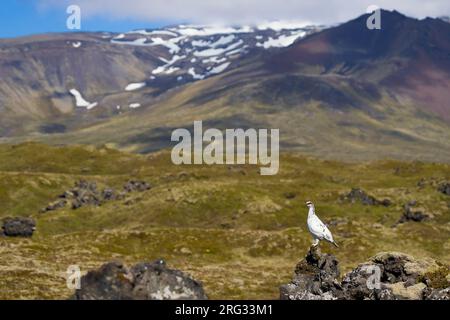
[265,10,450,122]
[1,10,449,162]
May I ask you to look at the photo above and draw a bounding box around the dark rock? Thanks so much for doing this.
[124,180,151,193]
[282,251,448,300]
[40,199,67,213]
[2,217,36,237]
[341,188,391,206]
[42,180,104,212]
[438,183,450,195]
[42,179,151,213]
[70,190,102,209]
[102,188,116,201]
[340,263,381,299]
[417,178,426,188]
[397,201,430,224]
[280,246,342,300]
[425,288,450,300]
[283,192,297,199]
[74,259,207,300]
[75,180,97,192]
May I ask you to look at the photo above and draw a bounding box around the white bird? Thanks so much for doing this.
[306,201,338,248]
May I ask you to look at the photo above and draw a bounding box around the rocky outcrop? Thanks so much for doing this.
[1,217,36,237]
[424,288,450,300]
[74,259,207,300]
[341,188,391,206]
[280,246,342,300]
[40,179,151,213]
[281,249,449,300]
[397,201,430,224]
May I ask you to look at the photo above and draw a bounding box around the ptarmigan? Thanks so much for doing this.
[306,201,338,247]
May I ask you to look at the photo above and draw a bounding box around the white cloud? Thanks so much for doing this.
[39,0,450,26]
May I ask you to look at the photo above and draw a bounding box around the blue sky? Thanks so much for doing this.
[0,0,167,38]
[1,0,449,38]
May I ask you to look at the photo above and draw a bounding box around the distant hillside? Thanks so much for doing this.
[1,10,450,162]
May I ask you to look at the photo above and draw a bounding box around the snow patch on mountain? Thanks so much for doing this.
[69,89,98,110]
[209,62,231,75]
[149,37,181,54]
[172,25,252,36]
[109,22,322,93]
[256,21,310,31]
[257,31,306,49]
[193,39,244,57]
[152,55,186,75]
[188,67,205,80]
[125,82,146,91]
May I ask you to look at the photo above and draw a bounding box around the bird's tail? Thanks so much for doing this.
[332,241,339,248]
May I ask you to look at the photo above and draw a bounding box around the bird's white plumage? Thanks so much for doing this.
[306,202,337,247]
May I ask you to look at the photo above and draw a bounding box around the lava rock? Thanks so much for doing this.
[281,250,449,300]
[75,180,97,192]
[41,179,153,213]
[438,183,450,196]
[397,201,430,224]
[341,188,391,206]
[2,217,36,237]
[123,180,151,193]
[280,246,342,300]
[40,199,67,213]
[102,188,116,201]
[425,288,450,300]
[74,259,207,300]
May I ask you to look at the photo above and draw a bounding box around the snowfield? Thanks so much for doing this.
[125,82,146,91]
[107,23,321,96]
[69,89,98,110]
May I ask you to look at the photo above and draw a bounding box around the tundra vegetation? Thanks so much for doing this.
[0,143,448,299]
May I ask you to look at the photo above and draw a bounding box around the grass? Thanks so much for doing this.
[0,142,449,299]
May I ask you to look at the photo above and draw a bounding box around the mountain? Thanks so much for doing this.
[1,10,450,162]
[266,10,450,122]
[0,23,320,136]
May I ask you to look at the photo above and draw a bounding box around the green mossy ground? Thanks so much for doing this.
[0,143,449,299]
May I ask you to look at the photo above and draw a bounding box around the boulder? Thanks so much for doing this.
[280,246,342,300]
[74,259,207,300]
[341,188,391,206]
[281,250,449,300]
[438,183,450,196]
[397,201,430,224]
[1,217,36,237]
[41,179,153,213]
[425,288,450,300]
[341,252,443,300]
[123,180,151,193]
[102,188,116,201]
[40,199,67,213]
